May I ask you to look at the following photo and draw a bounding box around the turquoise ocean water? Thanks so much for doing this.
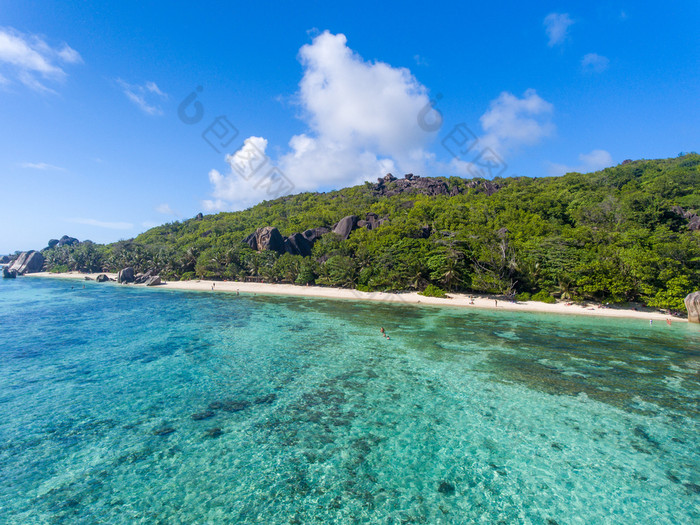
[0,277,698,524]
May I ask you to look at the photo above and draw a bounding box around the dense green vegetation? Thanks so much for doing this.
[41,155,700,311]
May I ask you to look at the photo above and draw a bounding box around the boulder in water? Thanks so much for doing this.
[96,274,110,283]
[2,267,17,279]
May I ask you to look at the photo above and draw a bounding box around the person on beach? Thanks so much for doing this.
[469,296,475,305]
[494,299,498,307]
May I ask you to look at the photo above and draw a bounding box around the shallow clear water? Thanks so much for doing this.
[1,277,698,524]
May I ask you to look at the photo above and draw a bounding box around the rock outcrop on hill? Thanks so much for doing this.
[8,251,44,274]
[244,227,286,253]
[332,215,358,240]
[670,206,700,231]
[244,212,391,256]
[372,173,500,198]
[58,235,79,246]
[302,227,330,244]
[284,233,312,257]
[0,255,10,264]
[685,292,700,323]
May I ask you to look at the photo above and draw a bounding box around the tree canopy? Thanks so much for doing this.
[41,154,700,311]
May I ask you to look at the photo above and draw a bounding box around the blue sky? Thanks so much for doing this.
[1,1,698,253]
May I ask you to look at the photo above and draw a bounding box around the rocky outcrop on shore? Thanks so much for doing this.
[8,251,45,275]
[118,267,135,283]
[114,268,162,286]
[685,292,700,323]
[134,270,155,284]
[144,276,162,286]
[0,255,11,264]
[3,267,17,278]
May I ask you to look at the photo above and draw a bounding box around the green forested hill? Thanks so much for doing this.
[42,154,700,310]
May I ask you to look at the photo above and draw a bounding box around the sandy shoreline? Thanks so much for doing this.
[23,271,686,323]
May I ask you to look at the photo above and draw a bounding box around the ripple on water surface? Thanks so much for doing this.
[0,277,698,523]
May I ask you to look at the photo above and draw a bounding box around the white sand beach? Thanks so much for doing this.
[25,271,685,322]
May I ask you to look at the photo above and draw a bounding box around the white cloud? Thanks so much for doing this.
[548,149,613,176]
[204,33,557,209]
[205,137,290,211]
[413,54,429,66]
[201,199,228,212]
[0,27,81,92]
[57,44,82,64]
[155,203,179,216]
[581,53,610,73]
[543,13,574,47]
[295,32,432,161]
[145,81,165,96]
[19,161,66,171]
[205,31,438,210]
[118,79,167,115]
[67,218,134,230]
[445,158,478,176]
[479,89,554,154]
